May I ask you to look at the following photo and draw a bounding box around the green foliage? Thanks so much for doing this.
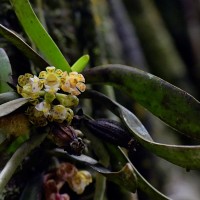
[9,0,71,71]
[0,25,48,69]
[71,55,90,72]
[83,90,200,170]
[0,0,200,199]
[0,48,12,93]
[0,98,29,117]
[84,64,200,139]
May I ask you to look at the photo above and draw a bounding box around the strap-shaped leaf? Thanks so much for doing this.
[9,0,71,72]
[0,25,48,69]
[0,48,12,93]
[84,65,200,139]
[82,90,200,170]
[71,55,90,72]
[0,98,29,117]
[0,92,19,105]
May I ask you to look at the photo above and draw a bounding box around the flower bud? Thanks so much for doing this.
[50,123,85,156]
[84,118,135,149]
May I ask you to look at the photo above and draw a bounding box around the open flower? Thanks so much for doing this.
[17,66,86,127]
[61,72,86,95]
[68,170,92,194]
[51,105,74,123]
[35,101,51,117]
[17,74,43,99]
[44,163,92,200]
[39,66,63,89]
[43,173,70,200]
[56,163,78,182]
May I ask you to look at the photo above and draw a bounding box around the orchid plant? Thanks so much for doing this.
[0,1,200,200]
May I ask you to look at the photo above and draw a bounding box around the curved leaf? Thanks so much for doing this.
[9,0,71,72]
[54,149,137,193]
[0,98,29,117]
[119,148,171,200]
[71,55,90,72]
[120,107,200,170]
[0,48,12,93]
[0,92,19,105]
[0,25,48,68]
[84,65,200,139]
[82,90,200,170]
[56,149,170,200]
[92,163,137,193]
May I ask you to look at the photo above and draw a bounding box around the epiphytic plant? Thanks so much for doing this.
[0,1,200,200]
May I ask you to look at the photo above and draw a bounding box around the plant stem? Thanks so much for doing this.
[0,131,48,193]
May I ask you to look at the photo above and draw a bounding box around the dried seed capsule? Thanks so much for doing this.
[84,118,135,149]
[49,123,85,156]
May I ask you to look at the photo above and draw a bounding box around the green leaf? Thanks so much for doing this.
[0,98,29,117]
[60,149,170,199]
[54,149,137,193]
[9,0,71,72]
[71,54,90,72]
[92,163,137,193]
[53,149,170,199]
[119,148,171,200]
[120,107,200,170]
[0,92,19,105]
[84,65,200,139]
[83,90,200,170]
[0,24,48,69]
[0,48,12,93]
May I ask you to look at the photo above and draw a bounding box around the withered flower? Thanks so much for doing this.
[50,123,85,156]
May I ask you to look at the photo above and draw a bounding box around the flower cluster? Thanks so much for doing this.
[43,163,92,200]
[17,66,86,126]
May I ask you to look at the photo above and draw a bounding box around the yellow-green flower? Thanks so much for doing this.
[61,72,86,96]
[17,65,86,127]
[26,106,48,126]
[51,105,74,123]
[35,101,51,117]
[17,74,43,99]
[68,170,92,194]
[39,66,63,89]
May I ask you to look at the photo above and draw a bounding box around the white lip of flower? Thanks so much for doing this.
[44,83,60,93]
[51,105,68,121]
[29,75,43,93]
[35,101,51,117]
